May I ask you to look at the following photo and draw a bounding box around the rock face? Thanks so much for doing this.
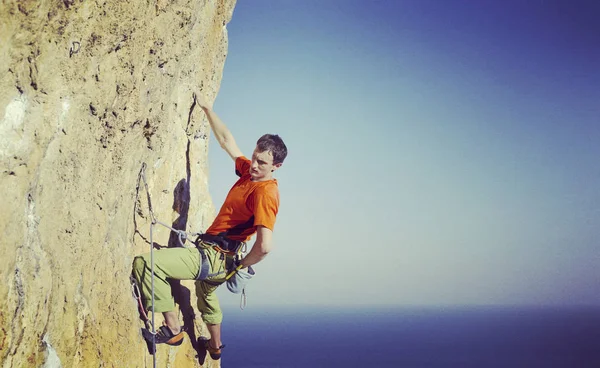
[0,0,236,366]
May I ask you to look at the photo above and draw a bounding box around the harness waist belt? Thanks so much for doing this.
[198,233,243,253]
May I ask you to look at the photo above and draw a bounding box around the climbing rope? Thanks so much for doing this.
[138,163,157,367]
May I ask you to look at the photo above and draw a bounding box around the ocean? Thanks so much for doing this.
[218,305,600,368]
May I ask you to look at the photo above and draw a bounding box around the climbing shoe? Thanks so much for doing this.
[142,326,185,346]
[199,337,224,360]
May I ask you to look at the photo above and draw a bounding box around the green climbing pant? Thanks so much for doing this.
[132,242,235,325]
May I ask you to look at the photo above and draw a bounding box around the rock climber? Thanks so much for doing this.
[132,93,287,360]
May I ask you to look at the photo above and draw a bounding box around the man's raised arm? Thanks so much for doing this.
[196,93,243,161]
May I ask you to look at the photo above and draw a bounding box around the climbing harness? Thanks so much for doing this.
[196,232,247,254]
[133,162,252,364]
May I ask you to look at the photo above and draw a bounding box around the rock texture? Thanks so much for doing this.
[0,0,236,367]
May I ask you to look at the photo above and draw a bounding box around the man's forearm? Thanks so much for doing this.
[200,105,234,148]
[239,241,271,268]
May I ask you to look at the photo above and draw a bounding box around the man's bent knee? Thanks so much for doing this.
[201,310,223,325]
[132,255,148,277]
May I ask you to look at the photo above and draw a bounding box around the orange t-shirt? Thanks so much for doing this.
[205,156,279,242]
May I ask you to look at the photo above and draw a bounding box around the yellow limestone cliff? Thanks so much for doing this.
[0,0,236,367]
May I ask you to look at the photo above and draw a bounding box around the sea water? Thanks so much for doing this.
[219,305,600,368]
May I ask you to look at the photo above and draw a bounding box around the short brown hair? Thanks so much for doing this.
[257,134,288,165]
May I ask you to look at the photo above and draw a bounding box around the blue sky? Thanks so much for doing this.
[205,1,599,308]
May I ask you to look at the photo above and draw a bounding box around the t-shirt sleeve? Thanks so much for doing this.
[251,185,279,231]
[235,156,251,177]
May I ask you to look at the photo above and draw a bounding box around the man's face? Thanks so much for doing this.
[250,148,280,181]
